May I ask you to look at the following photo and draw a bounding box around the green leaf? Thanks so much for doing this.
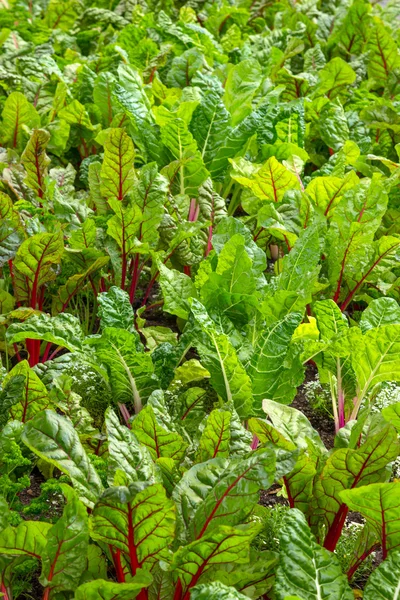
[261,400,325,452]
[132,162,168,247]
[359,298,400,333]
[2,360,51,423]
[7,313,85,353]
[98,286,135,332]
[159,263,197,320]
[312,423,399,546]
[52,257,109,314]
[21,129,51,200]
[352,325,400,405]
[190,89,230,170]
[1,92,39,150]
[59,100,94,130]
[248,312,304,411]
[131,404,188,461]
[91,484,175,573]
[223,59,261,126]
[305,172,359,218]
[91,327,157,413]
[22,410,104,508]
[100,128,135,202]
[0,520,51,558]
[40,492,89,594]
[367,21,400,86]
[172,448,280,542]
[191,582,249,600]
[114,65,162,163]
[74,572,153,600]
[171,524,259,597]
[230,156,300,203]
[195,409,231,463]
[105,407,156,486]
[13,230,64,307]
[166,48,204,88]
[317,57,356,98]
[363,551,400,600]
[190,299,253,419]
[340,482,400,557]
[275,509,353,600]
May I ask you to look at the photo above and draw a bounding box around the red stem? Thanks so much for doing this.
[323,504,349,552]
[41,342,52,363]
[118,403,132,427]
[110,546,126,583]
[347,544,380,581]
[129,254,140,304]
[1,582,10,600]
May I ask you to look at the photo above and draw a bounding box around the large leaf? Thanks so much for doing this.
[91,327,157,413]
[248,312,304,410]
[171,524,259,599]
[0,521,51,558]
[363,551,400,600]
[340,482,400,558]
[274,509,353,600]
[190,299,253,419]
[105,407,156,486]
[91,484,175,574]
[172,448,282,543]
[312,422,399,550]
[7,312,85,353]
[22,410,104,508]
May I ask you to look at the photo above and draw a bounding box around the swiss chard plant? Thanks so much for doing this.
[2,0,400,597]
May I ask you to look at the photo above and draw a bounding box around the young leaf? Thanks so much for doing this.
[100,128,135,202]
[1,92,39,150]
[74,572,153,600]
[22,410,104,508]
[131,404,188,462]
[13,230,64,308]
[195,409,231,463]
[2,360,51,423]
[21,129,51,200]
[230,156,300,203]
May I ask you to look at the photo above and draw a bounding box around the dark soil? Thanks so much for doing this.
[18,469,45,513]
[292,364,335,449]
